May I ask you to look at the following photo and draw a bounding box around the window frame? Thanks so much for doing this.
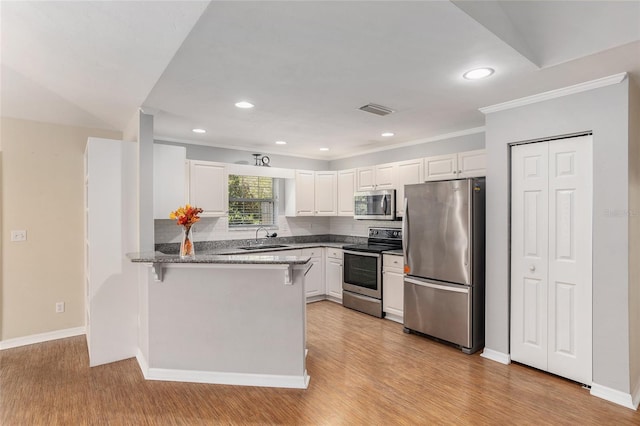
[227,174,278,228]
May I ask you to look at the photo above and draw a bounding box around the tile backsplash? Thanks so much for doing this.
[155,216,401,244]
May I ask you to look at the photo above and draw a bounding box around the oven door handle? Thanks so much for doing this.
[343,250,381,258]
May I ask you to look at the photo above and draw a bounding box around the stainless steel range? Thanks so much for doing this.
[342,227,402,318]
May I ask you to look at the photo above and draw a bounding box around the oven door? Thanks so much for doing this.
[343,250,382,299]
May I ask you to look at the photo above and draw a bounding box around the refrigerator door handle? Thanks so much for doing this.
[404,277,470,294]
[402,197,409,261]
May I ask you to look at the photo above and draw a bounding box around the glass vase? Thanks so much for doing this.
[180,226,195,259]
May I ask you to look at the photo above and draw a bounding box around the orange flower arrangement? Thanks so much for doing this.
[170,204,203,257]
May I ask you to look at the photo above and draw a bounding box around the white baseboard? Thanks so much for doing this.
[138,364,310,389]
[633,378,640,410]
[136,349,150,377]
[480,348,511,365]
[591,382,638,410]
[0,326,86,350]
[384,313,403,324]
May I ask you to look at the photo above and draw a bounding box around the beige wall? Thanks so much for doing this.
[1,117,121,340]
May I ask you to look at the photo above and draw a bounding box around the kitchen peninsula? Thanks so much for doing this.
[127,252,312,389]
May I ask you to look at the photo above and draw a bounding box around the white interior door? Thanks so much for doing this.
[511,142,550,371]
[547,136,592,384]
[511,135,592,385]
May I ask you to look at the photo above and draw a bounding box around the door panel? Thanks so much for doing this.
[547,136,592,384]
[511,142,549,370]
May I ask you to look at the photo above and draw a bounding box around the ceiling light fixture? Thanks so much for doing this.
[319,147,329,151]
[235,101,254,108]
[463,68,495,80]
[275,140,287,145]
[192,128,206,134]
[381,132,395,137]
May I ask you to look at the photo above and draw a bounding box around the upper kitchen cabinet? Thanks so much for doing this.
[394,159,423,217]
[153,144,187,219]
[337,169,356,216]
[188,160,228,217]
[285,170,316,216]
[424,149,486,181]
[356,163,395,191]
[315,171,338,216]
[457,149,486,178]
[286,170,339,217]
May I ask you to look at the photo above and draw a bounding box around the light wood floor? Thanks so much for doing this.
[1,301,638,425]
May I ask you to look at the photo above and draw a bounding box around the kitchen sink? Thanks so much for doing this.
[238,244,289,251]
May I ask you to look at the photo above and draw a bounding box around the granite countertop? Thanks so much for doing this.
[143,235,404,263]
[127,251,311,265]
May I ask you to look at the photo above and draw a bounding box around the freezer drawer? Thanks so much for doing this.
[404,276,472,350]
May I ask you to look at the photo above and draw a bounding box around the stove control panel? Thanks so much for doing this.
[368,227,402,241]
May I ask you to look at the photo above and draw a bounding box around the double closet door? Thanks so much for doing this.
[510,135,592,385]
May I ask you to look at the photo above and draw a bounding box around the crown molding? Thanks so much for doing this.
[479,72,628,114]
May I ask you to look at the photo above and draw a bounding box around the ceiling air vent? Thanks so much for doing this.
[359,103,394,116]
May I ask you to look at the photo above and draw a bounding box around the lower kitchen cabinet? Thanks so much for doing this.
[302,248,324,301]
[325,248,343,302]
[383,254,404,323]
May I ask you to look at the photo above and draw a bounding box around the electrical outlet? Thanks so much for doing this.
[11,230,27,242]
[55,302,65,313]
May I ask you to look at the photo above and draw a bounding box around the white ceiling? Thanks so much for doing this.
[2,1,639,160]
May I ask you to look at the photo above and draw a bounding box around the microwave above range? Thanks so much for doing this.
[353,189,396,220]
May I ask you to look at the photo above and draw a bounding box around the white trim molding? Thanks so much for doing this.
[0,326,86,350]
[633,379,640,410]
[480,348,511,365]
[479,72,628,114]
[147,369,310,389]
[591,382,639,410]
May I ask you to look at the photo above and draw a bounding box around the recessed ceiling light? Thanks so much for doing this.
[235,101,254,108]
[319,147,329,151]
[381,132,395,137]
[275,140,287,145]
[463,68,495,80]
[192,128,206,134]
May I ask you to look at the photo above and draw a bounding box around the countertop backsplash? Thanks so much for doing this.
[154,216,400,254]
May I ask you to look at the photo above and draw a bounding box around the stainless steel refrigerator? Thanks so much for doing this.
[402,178,485,354]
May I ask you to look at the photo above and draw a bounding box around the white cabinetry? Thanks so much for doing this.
[302,247,324,301]
[325,248,343,302]
[382,254,404,323]
[374,163,395,189]
[457,149,486,178]
[356,164,395,191]
[314,171,338,216]
[337,169,356,216]
[84,138,138,367]
[153,144,186,219]
[394,159,424,217]
[286,170,338,217]
[285,170,315,216]
[424,149,486,181]
[189,160,227,216]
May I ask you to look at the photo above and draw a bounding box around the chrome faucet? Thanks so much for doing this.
[255,227,277,243]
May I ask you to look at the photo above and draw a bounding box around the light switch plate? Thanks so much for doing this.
[11,230,27,242]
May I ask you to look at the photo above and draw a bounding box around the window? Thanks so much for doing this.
[228,175,276,227]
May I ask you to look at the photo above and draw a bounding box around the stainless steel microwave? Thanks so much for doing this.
[353,189,396,220]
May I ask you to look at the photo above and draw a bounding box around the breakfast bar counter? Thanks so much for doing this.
[128,252,312,389]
